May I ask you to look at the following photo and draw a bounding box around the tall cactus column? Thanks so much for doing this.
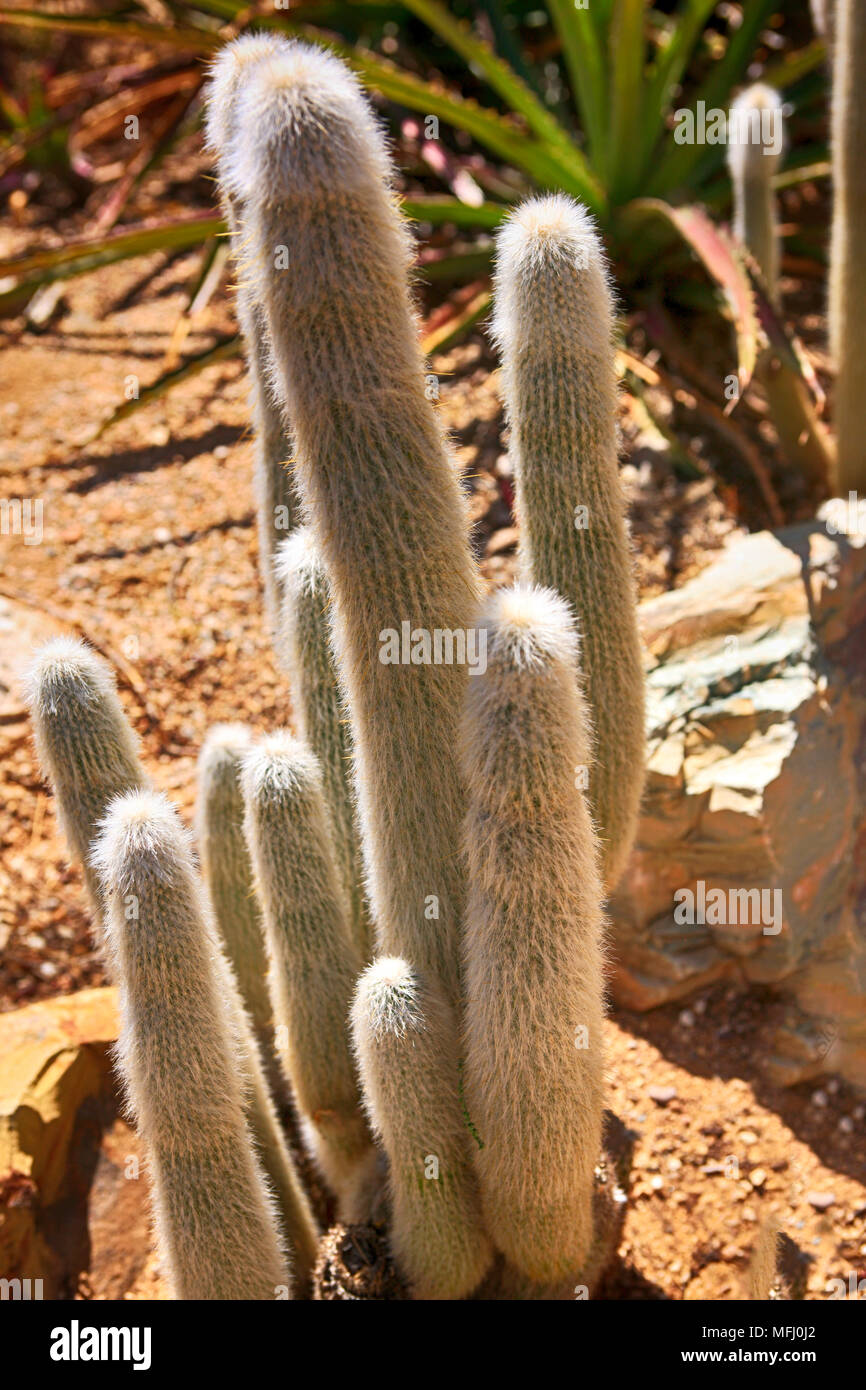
[727,85,834,494]
[205,34,299,623]
[830,0,866,491]
[491,195,645,891]
[728,84,785,303]
[224,43,481,1003]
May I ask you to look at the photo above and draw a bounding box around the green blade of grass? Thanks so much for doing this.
[403,195,506,227]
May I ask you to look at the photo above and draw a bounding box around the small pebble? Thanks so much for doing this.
[839,1116,854,1134]
[679,1009,695,1028]
[811,1090,829,1108]
[750,1168,767,1188]
[648,1085,678,1106]
[806,1191,836,1211]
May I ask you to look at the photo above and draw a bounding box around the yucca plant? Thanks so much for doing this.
[25,34,645,1301]
[0,1,827,467]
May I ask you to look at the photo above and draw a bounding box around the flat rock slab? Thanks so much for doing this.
[0,987,159,1298]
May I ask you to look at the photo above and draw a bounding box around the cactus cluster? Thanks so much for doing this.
[27,36,648,1300]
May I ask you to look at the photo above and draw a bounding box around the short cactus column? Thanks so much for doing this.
[460,584,607,1285]
[93,790,290,1300]
[196,723,272,1047]
[351,957,493,1299]
[242,733,378,1222]
[727,84,834,493]
[25,637,146,947]
[727,83,784,302]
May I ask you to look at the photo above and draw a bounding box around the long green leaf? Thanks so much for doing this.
[420,247,493,281]
[637,0,717,176]
[0,214,223,279]
[609,0,647,201]
[333,41,604,205]
[547,0,608,173]
[403,195,506,228]
[0,9,217,51]
[85,335,241,444]
[651,0,777,195]
[475,0,544,97]
[397,0,586,172]
[623,198,760,394]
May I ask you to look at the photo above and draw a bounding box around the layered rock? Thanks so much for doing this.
[611,516,866,1086]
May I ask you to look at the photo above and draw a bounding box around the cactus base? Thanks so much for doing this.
[313,1224,408,1301]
